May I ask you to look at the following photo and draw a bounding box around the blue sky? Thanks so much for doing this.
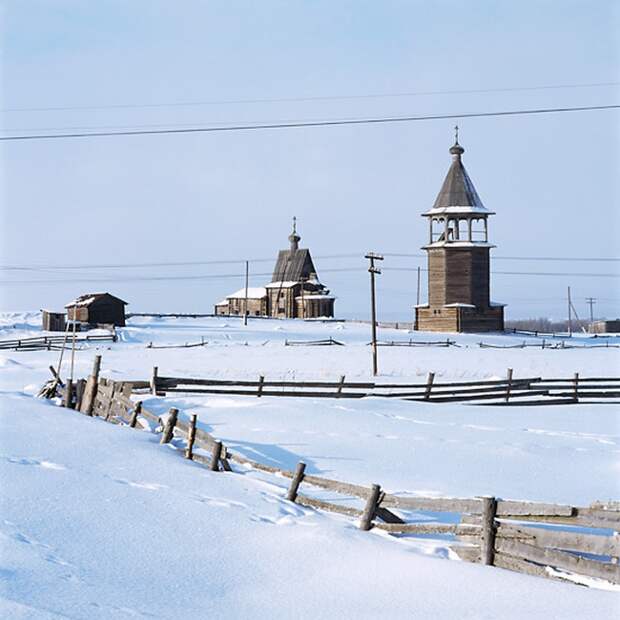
[1,1,618,320]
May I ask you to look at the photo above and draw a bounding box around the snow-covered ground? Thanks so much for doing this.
[1,312,619,617]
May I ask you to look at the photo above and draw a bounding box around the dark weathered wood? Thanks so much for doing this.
[160,407,178,444]
[74,379,86,411]
[150,366,158,395]
[129,401,142,428]
[496,500,573,517]
[374,507,406,524]
[286,461,306,502]
[210,441,223,471]
[451,545,481,563]
[573,372,579,402]
[381,495,482,514]
[48,365,65,386]
[505,368,513,403]
[360,484,381,531]
[257,375,265,397]
[374,522,480,535]
[62,381,74,409]
[480,496,497,565]
[336,375,346,398]
[301,474,371,499]
[494,551,551,579]
[424,372,435,400]
[295,494,363,518]
[185,413,197,459]
[496,523,620,556]
[495,538,620,583]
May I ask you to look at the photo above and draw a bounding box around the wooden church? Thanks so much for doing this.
[415,131,505,332]
[215,220,335,319]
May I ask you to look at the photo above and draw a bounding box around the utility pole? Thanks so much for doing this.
[567,286,572,336]
[365,252,384,376]
[586,297,596,323]
[243,260,249,326]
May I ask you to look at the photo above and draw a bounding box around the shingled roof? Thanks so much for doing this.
[272,248,317,282]
[432,141,485,210]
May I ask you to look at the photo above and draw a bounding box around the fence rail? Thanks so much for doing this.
[149,369,620,405]
[0,333,116,351]
[45,361,620,588]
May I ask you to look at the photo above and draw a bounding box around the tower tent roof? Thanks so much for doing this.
[425,138,491,216]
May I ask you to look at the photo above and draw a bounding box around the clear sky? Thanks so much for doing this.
[1,1,619,321]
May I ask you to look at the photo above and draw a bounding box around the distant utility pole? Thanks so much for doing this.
[243,260,249,326]
[365,252,384,376]
[586,297,596,323]
[567,286,572,336]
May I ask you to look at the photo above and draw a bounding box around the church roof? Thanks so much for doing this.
[424,138,492,216]
[272,248,317,282]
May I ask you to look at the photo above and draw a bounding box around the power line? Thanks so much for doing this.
[1,266,617,286]
[2,251,618,272]
[5,81,618,113]
[2,104,618,142]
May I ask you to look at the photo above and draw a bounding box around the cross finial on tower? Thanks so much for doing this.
[292,215,297,234]
[454,124,459,145]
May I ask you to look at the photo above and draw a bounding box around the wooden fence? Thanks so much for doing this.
[149,368,620,405]
[0,333,116,352]
[49,362,620,587]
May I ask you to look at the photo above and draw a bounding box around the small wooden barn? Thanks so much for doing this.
[41,310,66,332]
[65,293,128,327]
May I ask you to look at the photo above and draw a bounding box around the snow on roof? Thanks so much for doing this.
[490,302,507,307]
[265,281,299,289]
[422,206,494,217]
[423,241,496,249]
[225,287,267,299]
[444,303,476,308]
[295,294,335,300]
[65,292,127,308]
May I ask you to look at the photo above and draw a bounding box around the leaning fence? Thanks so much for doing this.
[45,359,620,588]
[0,333,117,352]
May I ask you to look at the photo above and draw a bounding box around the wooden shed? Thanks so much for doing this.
[41,310,66,332]
[65,293,128,327]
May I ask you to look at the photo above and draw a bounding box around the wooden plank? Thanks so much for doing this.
[496,500,574,517]
[508,513,620,530]
[295,494,363,518]
[374,523,480,535]
[375,507,405,524]
[497,523,620,556]
[381,495,483,514]
[158,376,375,389]
[382,380,534,399]
[406,390,551,403]
[162,387,370,399]
[451,545,480,563]
[494,551,553,579]
[301,474,371,499]
[495,538,620,583]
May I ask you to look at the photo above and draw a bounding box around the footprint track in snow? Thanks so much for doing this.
[5,456,66,470]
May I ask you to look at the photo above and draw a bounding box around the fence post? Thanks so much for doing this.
[210,441,223,471]
[505,368,513,403]
[257,375,265,398]
[185,413,197,460]
[360,484,382,531]
[479,496,498,566]
[573,372,579,402]
[150,366,158,395]
[424,372,435,401]
[75,378,86,411]
[160,407,178,444]
[336,375,346,398]
[63,381,74,409]
[286,462,307,502]
[129,401,142,428]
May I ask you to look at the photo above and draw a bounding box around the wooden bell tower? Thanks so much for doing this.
[415,129,505,332]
